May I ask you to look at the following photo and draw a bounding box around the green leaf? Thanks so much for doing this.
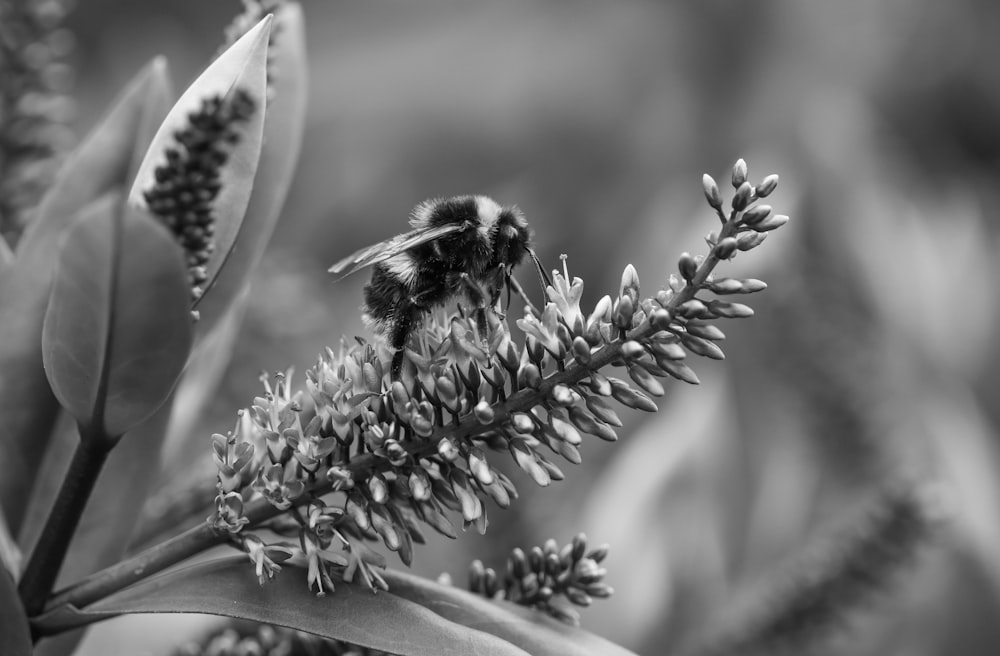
[37,558,530,656]
[128,15,271,316]
[0,568,31,656]
[193,2,308,332]
[382,569,640,656]
[0,59,172,534]
[42,196,193,441]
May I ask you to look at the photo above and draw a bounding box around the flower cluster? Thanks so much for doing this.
[142,89,257,303]
[208,159,789,599]
[467,533,612,626]
[0,0,75,244]
[174,624,387,656]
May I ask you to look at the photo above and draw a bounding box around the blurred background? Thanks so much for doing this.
[58,0,1000,653]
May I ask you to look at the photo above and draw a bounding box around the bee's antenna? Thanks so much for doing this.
[525,247,553,292]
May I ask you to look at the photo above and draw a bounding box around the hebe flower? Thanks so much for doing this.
[242,533,293,585]
[207,159,789,605]
[0,0,75,244]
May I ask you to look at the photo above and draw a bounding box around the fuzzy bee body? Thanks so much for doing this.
[330,195,533,377]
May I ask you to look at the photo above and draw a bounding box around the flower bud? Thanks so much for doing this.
[551,383,575,407]
[346,492,370,531]
[586,372,612,397]
[732,181,753,211]
[568,405,618,441]
[614,295,635,331]
[660,359,701,384]
[756,173,779,197]
[518,362,542,389]
[736,231,767,251]
[549,413,583,446]
[437,438,458,461]
[627,364,665,396]
[468,447,494,486]
[681,334,726,360]
[702,173,723,209]
[650,339,686,361]
[685,322,726,341]
[648,307,672,331]
[620,340,645,361]
[707,299,755,318]
[609,377,658,412]
[731,158,748,187]
[368,473,388,504]
[741,203,772,226]
[619,264,640,301]
[713,237,738,260]
[708,277,743,294]
[409,469,431,501]
[510,412,536,434]
[586,544,610,563]
[752,213,789,232]
[678,252,698,282]
[572,335,592,365]
[474,399,495,424]
[468,559,485,592]
[450,469,483,522]
[390,380,410,410]
[410,413,434,437]
[677,299,708,318]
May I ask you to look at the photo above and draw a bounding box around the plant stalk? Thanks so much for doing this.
[19,440,111,616]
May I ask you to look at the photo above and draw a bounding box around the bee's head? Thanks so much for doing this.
[493,205,531,268]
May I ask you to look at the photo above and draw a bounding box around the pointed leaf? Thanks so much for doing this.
[194,3,308,332]
[42,197,193,440]
[0,59,172,533]
[0,568,31,656]
[36,558,529,656]
[153,2,309,512]
[382,569,640,656]
[129,16,271,314]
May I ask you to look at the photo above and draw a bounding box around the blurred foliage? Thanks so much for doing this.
[58,1,1000,654]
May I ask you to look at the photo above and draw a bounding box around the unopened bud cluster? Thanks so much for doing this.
[0,0,75,243]
[208,158,789,600]
[174,624,385,656]
[467,533,612,625]
[143,89,256,302]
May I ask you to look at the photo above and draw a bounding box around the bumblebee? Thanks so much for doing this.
[330,195,540,378]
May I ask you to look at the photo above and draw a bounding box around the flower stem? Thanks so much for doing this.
[43,522,221,618]
[19,440,110,616]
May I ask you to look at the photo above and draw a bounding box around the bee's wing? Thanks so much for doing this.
[328,223,467,277]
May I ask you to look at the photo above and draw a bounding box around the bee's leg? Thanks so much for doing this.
[455,273,488,309]
[504,271,513,314]
[455,273,492,345]
[508,274,542,317]
[388,304,420,380]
